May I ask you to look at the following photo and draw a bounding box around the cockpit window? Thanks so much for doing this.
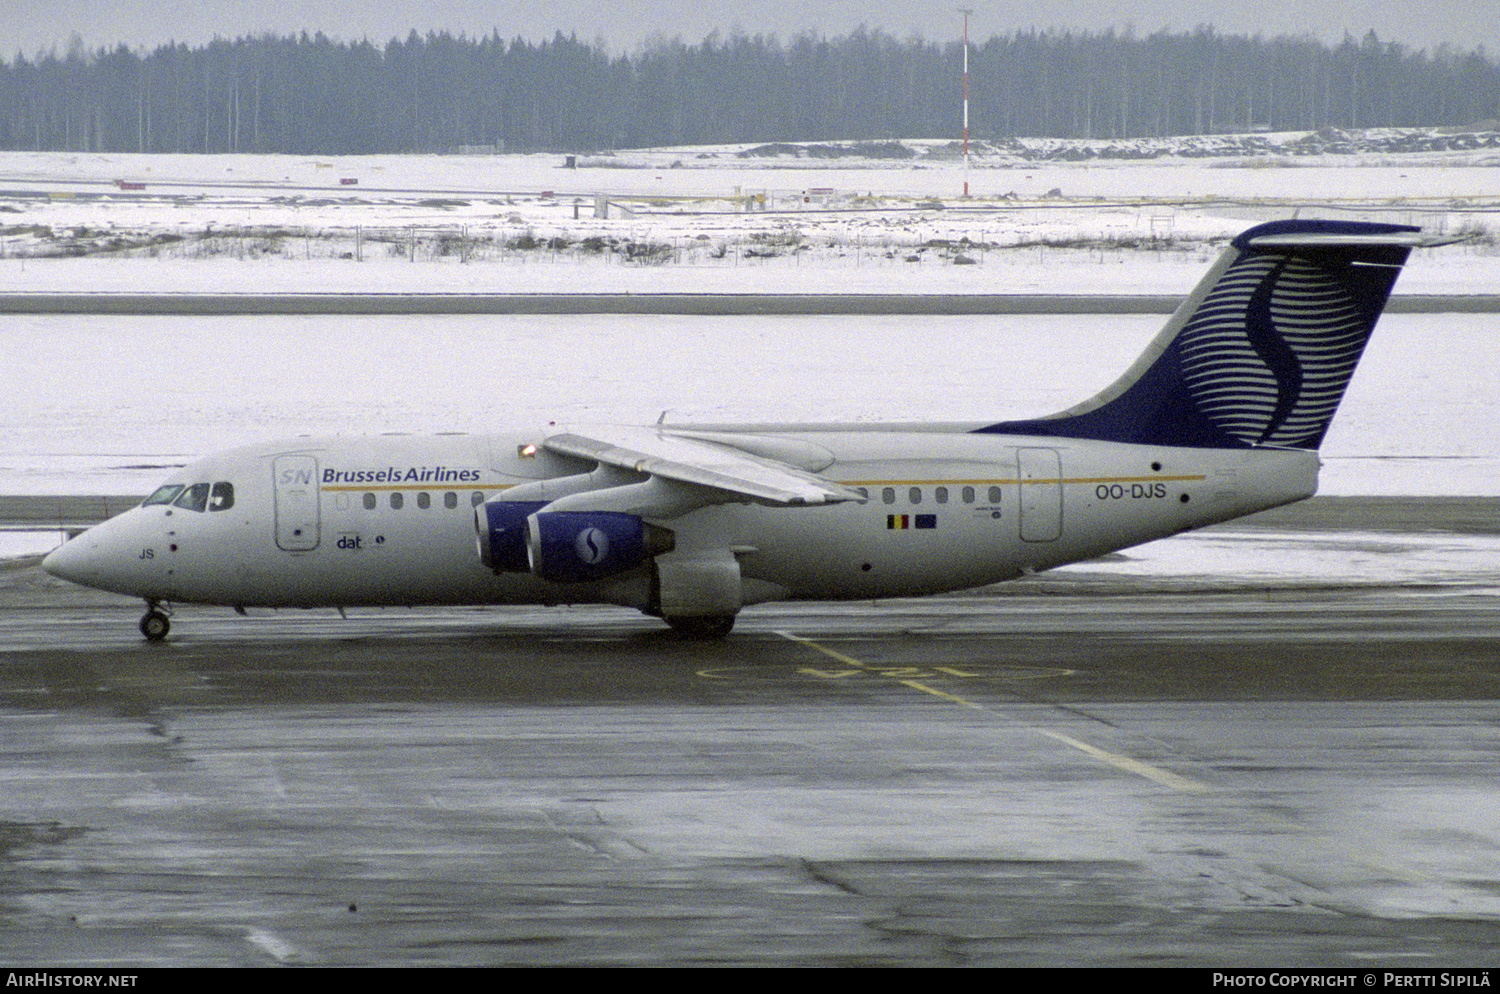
[173,482,212,512]
[143,484,185,506]
[147,481,234,512]
[209,482,235,511]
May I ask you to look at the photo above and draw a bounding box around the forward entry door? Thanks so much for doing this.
[273,454,321,551]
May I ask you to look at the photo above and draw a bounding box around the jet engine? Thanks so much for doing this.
[475,500,548,573]
[477,500,673,582]
[526,511,674,583]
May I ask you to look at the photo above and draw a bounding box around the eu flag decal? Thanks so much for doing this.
[915,514,937,529]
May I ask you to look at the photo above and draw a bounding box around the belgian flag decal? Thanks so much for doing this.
[888,514,937,530]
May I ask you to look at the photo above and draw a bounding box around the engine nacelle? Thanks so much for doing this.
[526,511,675,583]
[475,500,548,572]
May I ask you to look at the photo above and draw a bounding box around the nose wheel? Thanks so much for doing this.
[140,604,171,641]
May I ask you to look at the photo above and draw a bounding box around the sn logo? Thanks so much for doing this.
[574,527,609,564]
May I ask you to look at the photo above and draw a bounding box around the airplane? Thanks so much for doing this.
[42,219,1452,640]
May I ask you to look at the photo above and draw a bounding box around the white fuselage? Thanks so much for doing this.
[46,427,1319,611]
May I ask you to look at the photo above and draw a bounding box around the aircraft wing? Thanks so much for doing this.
[543,427,863,507]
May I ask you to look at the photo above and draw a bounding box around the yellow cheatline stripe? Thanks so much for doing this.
[323,475,1205,493]
[321,482,515,492]
[842,475,1205,486]
[777,631,1209,794]
[1059,474,1205,485]
[842,478,1015,487]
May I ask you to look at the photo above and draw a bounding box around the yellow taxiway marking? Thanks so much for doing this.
[778,631,984,705]
[1031,729,1208,793]
[776,634,1450,897]
[777,630,1209,794]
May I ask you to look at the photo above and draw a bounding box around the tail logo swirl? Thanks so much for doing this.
[1178,254,1371,448]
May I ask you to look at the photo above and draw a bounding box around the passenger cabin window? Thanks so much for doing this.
[962,486,975,503]
[936,486,948,504]
[988,486,1003,503]
[909,487,922,504]
[363,493,376,510]
[470,492,484,506]
[882,488,895,505]
[390,492,404,510]
[417,491,431,510]
[444,492,458,509]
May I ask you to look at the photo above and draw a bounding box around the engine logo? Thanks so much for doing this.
[574,527,609,564]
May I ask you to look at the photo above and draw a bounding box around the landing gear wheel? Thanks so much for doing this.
[140,610,170,642]
[665,614,736,639]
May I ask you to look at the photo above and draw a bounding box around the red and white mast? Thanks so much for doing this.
[959,8,972,197]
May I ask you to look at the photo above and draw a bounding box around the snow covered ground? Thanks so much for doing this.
[4,310,1494,495]
[2,132,1496,581]
[1,129,1497,297]
[1058,529,1500,591]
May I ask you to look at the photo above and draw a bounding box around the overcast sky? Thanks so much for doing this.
[5,1,1496,59]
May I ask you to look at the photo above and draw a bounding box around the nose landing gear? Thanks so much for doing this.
[140,602,171,641]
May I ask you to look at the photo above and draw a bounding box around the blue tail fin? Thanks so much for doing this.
[977,220,1442,449]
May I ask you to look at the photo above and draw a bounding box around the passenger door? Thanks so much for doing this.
[1017,447,1062,543]
[273,454,320,551]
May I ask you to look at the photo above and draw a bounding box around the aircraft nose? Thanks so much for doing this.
[41,512,163,597]
[42,531,102,586]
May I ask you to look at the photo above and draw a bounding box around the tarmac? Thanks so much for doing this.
[2,495,1497,966]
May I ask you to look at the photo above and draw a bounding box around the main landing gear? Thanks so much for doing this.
[140,601,171,641]
[664,614,736,639]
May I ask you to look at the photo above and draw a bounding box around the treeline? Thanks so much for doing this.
[2,26,1497,154]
